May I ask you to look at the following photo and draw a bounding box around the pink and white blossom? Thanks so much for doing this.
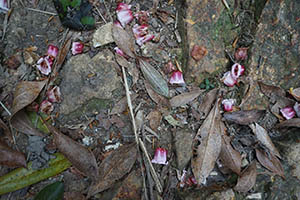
[47,44,59,58]
[132,24,148,37]
[280,106,295,120]
[231,63,244,80]
[40,100,54,114]
[113,20,123,29]
[222,99,236,112]
[47,86,61,103]
[136,34,155,46]
[151,147,168,165]
[36,56,53,75]
[169,71,185,85]
[116,3,133,27]
[71,42,84,55]
[0,0,8,13]
[114,47,128,59]
[222,71,237,87]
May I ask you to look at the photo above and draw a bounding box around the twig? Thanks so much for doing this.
[26,7,57,16]
[0,101,11,116]
[145,125,160,139]
[94,6,107,24]
[1,9,10,41]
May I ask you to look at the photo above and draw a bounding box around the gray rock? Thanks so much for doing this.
[92,22,114,48]
[58,50,122,122]
[174,128,193,170]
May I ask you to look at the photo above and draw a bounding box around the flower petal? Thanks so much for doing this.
[234,47,248,61]
[47,44,59,58]
[116,3,133,27]
[151,147,168,165]
[280,106,295,120]
[71,42,84,55]
[222,71,236,87]
[222,99,236,112]
[169,70,185,85]
[36,56,52,75]
[132,24,148,37]
[114,47,128,59]
[0,0,8,13]
[47,86,61,103]
[231,63,244,80]
[40,100,54,114]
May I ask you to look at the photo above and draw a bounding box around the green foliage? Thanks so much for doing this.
[34,181,64,200]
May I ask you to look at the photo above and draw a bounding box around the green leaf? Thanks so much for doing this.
[69,0,81,9]
[34,181,64,200]
[0,153,71,196]
[80,16,95,25]
[27,111,50,134]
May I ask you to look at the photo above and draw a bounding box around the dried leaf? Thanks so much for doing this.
[223,110,265,125]
[192,98,222,184]
[234,161,257,192]
[198,88,218,119]
[144,81,170,107]
[11,80,47,116]
[47,125,99,181]
[88,143,137,197]
[112,25,135,58]
[0,140,26,168]
[110,93,138,115]
[140,59,169,98]
[115,53,130,69]
[258,82,286,98]
[54,36,72,73]
[270,96,295,118]
[276,118,300,128]
[0,119,12,141]
[290,87,300,101]
[146,110,162,131]
[219,134,241,175]
[10,110,44,137]
[250,123,281,158]
[170,89,203,107]
[255,149,284,178]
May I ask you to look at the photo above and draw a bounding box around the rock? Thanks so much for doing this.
[92,22,114,48]
[287,143,300,180]
[173,128,193,170]
[241,0,300,110]
[58,50,122,123]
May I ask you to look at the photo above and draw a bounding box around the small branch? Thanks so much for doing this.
[0,101,11,116]
[26,7,57,16]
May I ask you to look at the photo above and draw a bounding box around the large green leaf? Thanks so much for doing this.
[34,181,64,200]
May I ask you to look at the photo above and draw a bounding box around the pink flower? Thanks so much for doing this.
[113,20,123,29]
[151,147,168,165]
[280,107,295,120]
[47,44,59,58]
[222,99,235,112]
[222,71,237,87]
[231,63,244,80]
[169,71,185,85]
[40,100,54,114]
[114,47,128,59]
[293,102,300,118]
[136,34,155,46]
[132,24,148,37]
[47,86,61,103]
[0,0,8,12]
[36,56,53,75]
[71,42,84,55]
[116,3,133,27]
[164,60,176,74]
[234,47,248,61]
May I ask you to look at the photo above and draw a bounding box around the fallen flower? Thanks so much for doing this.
[222,71,236,87]
[151,147,168,165]
[280,106,295,120]
[136,34,154,46]
[234,47,248,61]
[114,47,128,59]
[36,56,53,75]
[113,20,123,29]
[47,86,61,103]
[231,63,244,80]
[132,24,148,37]
[222,99,236,112]
[116,3,133,27]
[169,70,185,85]
[0,0,8,13]
[164,60,176,74]
[72,42,84,55]
[293,102,300,118]
[47,44,59,58]
[40,100,54,114]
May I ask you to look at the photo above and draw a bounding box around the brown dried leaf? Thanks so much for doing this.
[219,134,241,175]
[10,110,43,136]
[140,59,169,98]
[144,81,170,107]
[48,124,99,181]
[115,53,130,69]
[11,80,47,117]
[0,140,26,168]
[0,118,12,141]
[258,82,286,98]
[88,143,137,197]
[170,89,203,107]
[270,96,295,118]
[112,25,135,58]
[290,87,300,101]
[234,161,257,193]
[146,110,162,131]
[250,123,281,158]
[192,98,222,184]
[255,149,284,178]
[110,94,138,115]
[127,64,140,86]
[223,110,265,125]
[276,118,300,128]
[56,36,72,70]
[198,88,218,119]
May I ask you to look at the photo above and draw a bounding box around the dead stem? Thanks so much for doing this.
[26,7,57,16]
[0,101,11,116]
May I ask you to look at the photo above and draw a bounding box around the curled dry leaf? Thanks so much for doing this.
[219,134,241,175]
[146,110,162,131]
[250,123,281,158]
[234,161,257,193]
[47,124,99,181]
[223,110,265,125]
[11,80,48,117]
[170,89,203,107]
[0,140,26,168]
[10,110,44,137]
[276,118,300,128]
[192,98,222,184]
[110,93,138,115]
[88,143,137,197]
[144,81,170,107]
[198,88,218,119]
[255,149,284,178]
[140,59,169,98]
[112,24,135,58]
[258,81,286,98]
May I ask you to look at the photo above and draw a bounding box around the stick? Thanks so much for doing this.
[0,101,11,116]
[26,7,57,16]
